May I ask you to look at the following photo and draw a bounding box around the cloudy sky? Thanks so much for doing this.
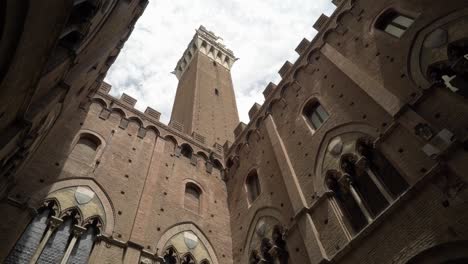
[105,0,336,124]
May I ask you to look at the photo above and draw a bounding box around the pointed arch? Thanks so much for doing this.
[242,207,286,263]
[156,223,220,264]
[313,122,378,193]
[29,179,115,234]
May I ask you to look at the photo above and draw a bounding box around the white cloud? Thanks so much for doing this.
[105,0,336,124]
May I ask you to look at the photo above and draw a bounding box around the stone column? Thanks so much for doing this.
[326,192,353,240]
[356,158,394,203]
[67,226,97,264]
[36,217,73,263]
[29,216,63,264]
[344,176,373,223]
[60,225,87,264]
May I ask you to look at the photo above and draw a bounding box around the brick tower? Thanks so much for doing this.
[170,26,239,147]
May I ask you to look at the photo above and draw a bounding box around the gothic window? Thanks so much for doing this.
[71,134,101,166]
[326,172,368,234]
[180,144,193,159]
[246,170,261,203]
[181,253,196,264]
[325,137,409,235]
[356,138,409,198]
[303,100,329,130]
[184,183,201,214]
[6,205,99,264]
[376,10,414,38]
[163,247,178,264]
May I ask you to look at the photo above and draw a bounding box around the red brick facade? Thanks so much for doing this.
[0,0,468,263]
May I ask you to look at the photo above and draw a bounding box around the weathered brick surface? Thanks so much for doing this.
[1,0,468,264]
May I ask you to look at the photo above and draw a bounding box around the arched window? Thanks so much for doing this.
[246,170,261,203]
[71,134,101,166]
[181,253,196,264]
[325,137,409,235]
[326,171,368,234]
[375,10,414,38]
[303,100,329,130]
[6,206,100,264]
[163,246,178,264]
[184,183,201,214]
[200,260,210,264]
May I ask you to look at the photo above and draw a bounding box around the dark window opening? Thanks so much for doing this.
[180,144,193,159]
[303,100,329,130]
[375,10,414,38]
[246,170,261,203]
[214,88,219,96]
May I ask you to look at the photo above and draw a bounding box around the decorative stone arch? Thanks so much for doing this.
[211,158,223,171]
[145,125,160,137]
[313,122,378,193]
[128,116,144,127]
[409,8,468,89]
[242,207,286,263]
[68,129,106,164]
[197,151,209,161]
[405,240,468,264]
[305,48,321,64]
[156,222,220,264]
[90,98,108,109]
[164,135,178,146]
[110,107,126,118]
[268,98,285,116]
[28,178,115,235]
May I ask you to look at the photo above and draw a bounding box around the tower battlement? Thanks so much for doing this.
[173,25,237,79]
